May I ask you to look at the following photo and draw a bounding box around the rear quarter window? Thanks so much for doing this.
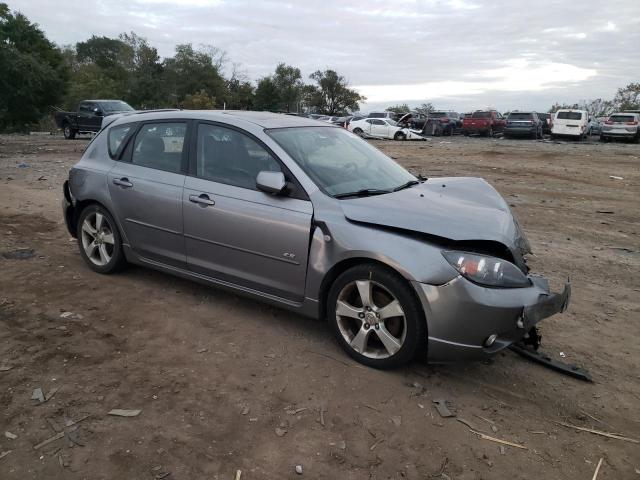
[108,124,133,159]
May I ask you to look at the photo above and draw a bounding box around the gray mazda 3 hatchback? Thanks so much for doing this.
[62,110,570,369]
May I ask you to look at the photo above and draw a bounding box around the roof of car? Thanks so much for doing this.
[110,110,327,129]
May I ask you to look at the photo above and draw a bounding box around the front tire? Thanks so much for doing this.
[77,205,126,274]
[352,128,364,137]
[394,131,406,141]
[327,264,426,369]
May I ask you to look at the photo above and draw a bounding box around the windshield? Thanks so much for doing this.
[508,113,533,120]
[386,119,398,126]
[101,101,134,112]
[267,127,416,197]
[556,111,583,120]
[472,111,491,118]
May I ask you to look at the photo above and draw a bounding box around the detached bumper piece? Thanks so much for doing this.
[510,343,593,382]
[511,281,591,382]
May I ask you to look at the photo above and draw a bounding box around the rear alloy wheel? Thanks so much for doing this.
[77,205,126,274]
[328,264,425,369]
[63,123,76,140]
[394,131,406,141]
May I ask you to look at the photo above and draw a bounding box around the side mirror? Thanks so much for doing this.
[93,108,103,116]
[256,171,286,195]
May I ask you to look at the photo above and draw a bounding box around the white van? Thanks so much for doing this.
[551,109,591,139]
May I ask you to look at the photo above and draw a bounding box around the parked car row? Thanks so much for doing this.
[342,109,640,143]
[58,103,639,144]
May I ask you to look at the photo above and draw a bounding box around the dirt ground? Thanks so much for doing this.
[0,132,639,479]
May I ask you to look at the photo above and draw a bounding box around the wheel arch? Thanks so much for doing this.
[71,199,120,239]
[317,257,425,325]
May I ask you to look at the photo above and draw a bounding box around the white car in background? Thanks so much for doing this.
[551,109,591,140]
[348,118,426,141]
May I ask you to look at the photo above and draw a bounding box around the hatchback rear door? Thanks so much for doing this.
[107,120,189,268]
[182,122,313,302]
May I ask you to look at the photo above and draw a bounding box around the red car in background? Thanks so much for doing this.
[462,110,507,137]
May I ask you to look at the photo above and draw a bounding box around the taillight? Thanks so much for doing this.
[627,121,638,125]
[605,120,613,125]
[441,118,450,123]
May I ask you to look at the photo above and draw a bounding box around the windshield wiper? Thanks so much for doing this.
[334,188,392,199]
[393,180,420,192]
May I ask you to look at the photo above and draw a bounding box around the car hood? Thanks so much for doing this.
[339,177,531,265]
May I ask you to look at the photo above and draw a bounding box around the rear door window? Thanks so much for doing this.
[79,102,93,113]
[131,122,187,174]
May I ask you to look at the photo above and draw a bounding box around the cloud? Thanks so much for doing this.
[7,0,639,111]
[356,60,598,102]
[564,32,587,39]
[599,21,618,32]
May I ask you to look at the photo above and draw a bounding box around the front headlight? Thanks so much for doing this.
[442,251,531,288]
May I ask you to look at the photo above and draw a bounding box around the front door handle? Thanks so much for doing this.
[189,193,215,207]
[113,177,133,188]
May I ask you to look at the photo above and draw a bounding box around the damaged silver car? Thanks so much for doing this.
[62,111,570,369]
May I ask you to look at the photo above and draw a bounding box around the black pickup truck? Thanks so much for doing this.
[54,100,134,139]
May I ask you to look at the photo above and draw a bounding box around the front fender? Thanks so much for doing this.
[304,219,457,302]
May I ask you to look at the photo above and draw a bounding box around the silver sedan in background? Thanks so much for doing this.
[62,111,570,369]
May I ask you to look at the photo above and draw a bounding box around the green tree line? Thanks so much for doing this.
[0,3,364,131]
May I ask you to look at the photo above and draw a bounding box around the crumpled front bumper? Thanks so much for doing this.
[413,275,571,362]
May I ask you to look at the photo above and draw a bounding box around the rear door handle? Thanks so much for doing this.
[189,193,215,207]
[113,177,133,188]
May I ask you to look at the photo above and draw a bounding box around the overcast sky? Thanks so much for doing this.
[8,0,640,112]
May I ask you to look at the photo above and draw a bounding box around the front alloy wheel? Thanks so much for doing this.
[394,131,406,141]
[328,264,426,368]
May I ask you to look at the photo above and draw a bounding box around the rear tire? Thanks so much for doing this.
[77,205,126,274]
[63,123,77,140]
[327,264,426,369]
